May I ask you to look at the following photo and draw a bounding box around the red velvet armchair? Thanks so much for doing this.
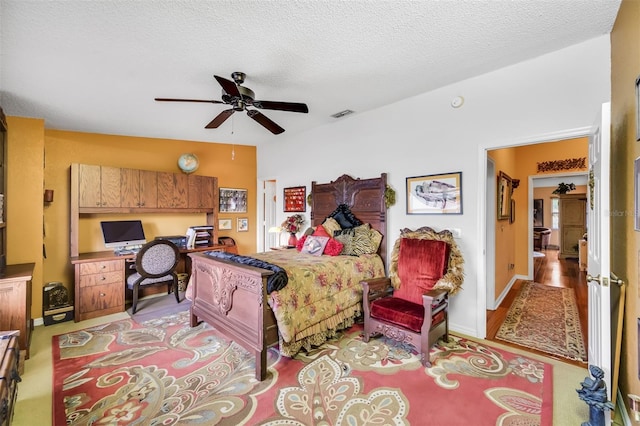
[361,227,464,367]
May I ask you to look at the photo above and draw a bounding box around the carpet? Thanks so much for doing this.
[496,281,587,362]
[53,311,553,425]
[126,292,191,324]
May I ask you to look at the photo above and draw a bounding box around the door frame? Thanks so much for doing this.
[477,126,592,338]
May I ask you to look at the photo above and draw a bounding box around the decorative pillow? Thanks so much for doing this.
[312,225,331,238]
[296,235,308,251]
[327,204,362,229]
[301,235,329,256]
[324,238,344,256]
[334,228,355,255]
[321,217,342,236]
[350,223,382,255]
[303,227,315,236]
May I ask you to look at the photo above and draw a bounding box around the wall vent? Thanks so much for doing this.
[331,109,354,118]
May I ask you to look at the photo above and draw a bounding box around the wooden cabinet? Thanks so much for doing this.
[0,263,33,361]
[188,175,215,209]
[72,255,125,321]
[157,172,188,208]
[121,168,158,208]
[78,164,121,208]
[558,194,587,259]
[70,163,219,257]
[0,332,20,426]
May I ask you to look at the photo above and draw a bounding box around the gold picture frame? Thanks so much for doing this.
[497,171,512,221]
[406,171,462,214]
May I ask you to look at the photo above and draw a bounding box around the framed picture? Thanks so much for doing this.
[284,186,306,212]
[218,218,232,230]
[636,75,640,141]
[237,217,248,232]
[533,199,544,227]
[219,188,247,213]
[406,171,462,214]
[635,157,640,231]
[497,171,512,221]
[509,199,516,224]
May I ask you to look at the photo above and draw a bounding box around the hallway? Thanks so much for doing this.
[486,248,588,367]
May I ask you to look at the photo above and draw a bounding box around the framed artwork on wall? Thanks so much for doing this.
[237,218,248,232]
[219,188,247,213]
[406,171,462,214]
[218,219,232,230]
[283,186,306,212]
[636,75,640,141]
[497,171,512,221]
[635,157,640,231]
[533,199,544,227]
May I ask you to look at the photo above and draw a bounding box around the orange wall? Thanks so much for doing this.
[8,118,257,320]
[611,0,640,412]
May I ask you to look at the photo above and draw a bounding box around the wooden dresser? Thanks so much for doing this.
[0,263,33,361]
[0,332,20,426]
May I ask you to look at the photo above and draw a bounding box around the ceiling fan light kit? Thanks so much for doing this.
[155,72,309,135]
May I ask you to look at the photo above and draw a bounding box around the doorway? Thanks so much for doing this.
[478,130,591,339]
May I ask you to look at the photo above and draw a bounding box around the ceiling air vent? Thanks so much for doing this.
[331,109,354,118]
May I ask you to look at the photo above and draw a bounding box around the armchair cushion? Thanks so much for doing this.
[394,238,450,305]
[370,296,447,333]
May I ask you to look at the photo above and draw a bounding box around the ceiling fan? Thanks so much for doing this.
[155,72,309,135]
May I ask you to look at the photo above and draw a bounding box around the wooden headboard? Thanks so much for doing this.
[310,173,388,266]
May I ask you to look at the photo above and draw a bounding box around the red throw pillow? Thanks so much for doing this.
[312,225,331,238]
[324,238,344,256]
[296,235,308,251]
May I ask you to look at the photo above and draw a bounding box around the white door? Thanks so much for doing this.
[587,102,612,422]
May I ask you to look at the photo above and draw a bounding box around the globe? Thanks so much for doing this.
[178,153,199,174]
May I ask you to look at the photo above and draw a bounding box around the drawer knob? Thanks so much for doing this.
[100,293,106,297]
[101,276,106,281]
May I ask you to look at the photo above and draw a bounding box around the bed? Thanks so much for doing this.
[188,173,388,380]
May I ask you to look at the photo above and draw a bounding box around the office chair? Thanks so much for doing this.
[126,239,180,314]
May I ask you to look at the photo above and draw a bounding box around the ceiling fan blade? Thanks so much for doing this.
[205,109,235,128]
[253,100,309,113]
[155,98,224,104]
[214,75,241,98]
[247,110,285,134]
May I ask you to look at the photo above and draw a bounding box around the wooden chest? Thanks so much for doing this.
[0,333,20,426]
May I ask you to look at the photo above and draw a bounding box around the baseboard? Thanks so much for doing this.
[490,275,518,309]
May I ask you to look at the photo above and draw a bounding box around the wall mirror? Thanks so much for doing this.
[497,171,512,221]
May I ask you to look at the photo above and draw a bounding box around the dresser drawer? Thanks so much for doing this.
[78,260,123,275]
[78,282,123,314]
[79,271,122,288]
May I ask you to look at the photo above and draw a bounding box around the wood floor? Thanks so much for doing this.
[486,248,588,367]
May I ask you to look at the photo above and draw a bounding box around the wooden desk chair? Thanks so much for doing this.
[126,239,180,314]
[361,227,464,367]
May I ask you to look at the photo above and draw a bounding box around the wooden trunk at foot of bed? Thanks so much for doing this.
[188,252,277,381]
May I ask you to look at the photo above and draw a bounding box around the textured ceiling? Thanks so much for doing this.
[0,0,621,146]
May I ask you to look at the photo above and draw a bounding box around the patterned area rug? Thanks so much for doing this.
[496,281,587,362]
[53,311,553,425]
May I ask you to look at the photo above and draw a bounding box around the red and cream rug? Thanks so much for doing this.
[53,311,553,425]
[496,281,587,362]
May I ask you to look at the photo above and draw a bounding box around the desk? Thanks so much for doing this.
[71,245,228,322]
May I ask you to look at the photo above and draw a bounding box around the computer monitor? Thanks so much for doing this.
[100,220,146,251]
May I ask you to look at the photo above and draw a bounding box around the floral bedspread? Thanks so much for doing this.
[252,250,385,344]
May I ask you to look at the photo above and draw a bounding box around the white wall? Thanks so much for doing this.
[257,35,611,337]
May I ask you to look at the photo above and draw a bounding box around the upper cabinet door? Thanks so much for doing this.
[100,166,121,208]
[120,168,140,208]
[188,175,215,209]
[157,172,188,208]
[139,169,158,208]
[78,164,102,208]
